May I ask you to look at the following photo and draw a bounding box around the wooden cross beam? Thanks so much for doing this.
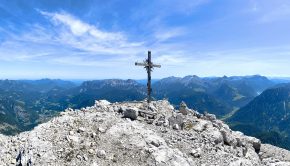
[135,51,161,103]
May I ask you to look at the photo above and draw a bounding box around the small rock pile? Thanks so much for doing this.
[0,99,290,166]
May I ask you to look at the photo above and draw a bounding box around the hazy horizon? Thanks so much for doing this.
[1,74,290,81]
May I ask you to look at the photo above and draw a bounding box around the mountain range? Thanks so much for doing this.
[0,75,290,150]
[153,75,274,117]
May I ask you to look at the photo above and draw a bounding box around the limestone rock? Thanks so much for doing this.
[245,136,261,152]
[95,100,111,107]
[204,113,216,121]
[89,149,95,154]
[220,129,237,147]
[179,101,188,115]
[168,114,184,127]
[207,128,223,144]
[123,108,139,120]
[97,150,106,158]
[182,120,194,130]
[78,127,86,133]
[192,120,208,132]
[190,148,202,158]
[98,127,106,133]
[173,124,180,130]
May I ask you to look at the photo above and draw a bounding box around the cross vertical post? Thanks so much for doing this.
[135,51,161,104]
[147,51,152,103]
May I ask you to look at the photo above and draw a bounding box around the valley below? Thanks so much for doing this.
[1,75,290,151]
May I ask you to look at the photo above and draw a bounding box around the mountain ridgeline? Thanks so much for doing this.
[0,75,289,150]
[153,75,274,117]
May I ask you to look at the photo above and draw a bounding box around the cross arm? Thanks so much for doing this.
[135,62,148,66]
[152,64,161,68]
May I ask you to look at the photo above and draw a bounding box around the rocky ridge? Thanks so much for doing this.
[0,100,290,166]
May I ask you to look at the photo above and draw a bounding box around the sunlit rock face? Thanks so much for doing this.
[0,99,289,166]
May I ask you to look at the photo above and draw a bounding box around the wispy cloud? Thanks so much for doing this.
[1,10,197,68]
[0,10,148,68]
[40,10,145,55]
[154,27,186,42]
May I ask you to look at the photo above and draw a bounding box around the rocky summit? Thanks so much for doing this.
[0,100,290,166]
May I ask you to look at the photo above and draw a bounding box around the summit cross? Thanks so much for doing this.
[135,51,161,103]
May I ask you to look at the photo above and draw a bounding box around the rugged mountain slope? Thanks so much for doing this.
[19,79,77,92]
[1,100,289,166]
[152,76,232,117]
[228,83,290,149]
[0,79,77,135]
[231,75,274,94]
[68,79,146,108]
[0,79,146,135]
[153,75,274,117]
[0,76,276,135]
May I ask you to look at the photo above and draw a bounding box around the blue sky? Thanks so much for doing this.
[0,0,290,79]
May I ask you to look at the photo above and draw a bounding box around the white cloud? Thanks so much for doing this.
[154,27,186,42]
[0,11,149,69]
[39,11,145,55]
[41,11,123,40]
